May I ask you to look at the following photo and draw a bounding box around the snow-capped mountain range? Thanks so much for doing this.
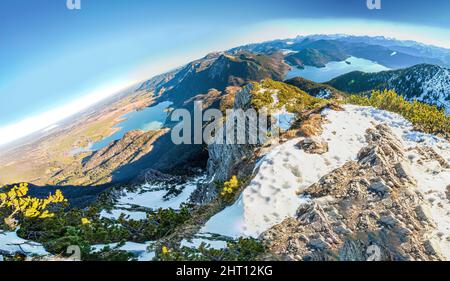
[231,34,450,69]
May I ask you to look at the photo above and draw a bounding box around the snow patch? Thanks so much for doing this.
[280,49,298,55]
[92,241,155,261]
[0,231,48,257]
[105,175,205,219]
[100,209,147,220]
[181,233,229,249]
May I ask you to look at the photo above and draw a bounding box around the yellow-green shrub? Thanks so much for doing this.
[220,175,239,197]
[0,183,67,229]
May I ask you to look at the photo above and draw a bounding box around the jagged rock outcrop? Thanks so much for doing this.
[261,124,445,261]
[207,85,256,179]
[190,85,263,203]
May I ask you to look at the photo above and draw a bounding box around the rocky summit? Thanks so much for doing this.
[262,124,447,261]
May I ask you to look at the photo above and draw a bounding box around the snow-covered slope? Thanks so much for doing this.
[417,66,450,112]
[328,64,450,113]
[199,105,450,258]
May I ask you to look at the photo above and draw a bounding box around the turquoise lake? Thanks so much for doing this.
[90,101,172,151]
[285,56,389,83]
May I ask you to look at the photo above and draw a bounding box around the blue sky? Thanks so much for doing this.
[0,0,449,145]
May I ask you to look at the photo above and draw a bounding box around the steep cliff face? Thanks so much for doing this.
[207,85,256,181]
[191,85,261,203]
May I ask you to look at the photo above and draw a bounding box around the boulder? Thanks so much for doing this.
[296,137,329,154]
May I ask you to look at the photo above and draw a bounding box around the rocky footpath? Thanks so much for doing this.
[261,124,447,261]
